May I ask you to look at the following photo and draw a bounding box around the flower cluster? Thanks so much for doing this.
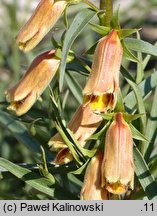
[5,0,135,200]
[6,0,68,115]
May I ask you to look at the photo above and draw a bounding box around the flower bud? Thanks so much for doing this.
[16,0,67,52]
[81,151,109,200]
[102,112,134,195]
[83,30,123,113]
[5,50,60,116]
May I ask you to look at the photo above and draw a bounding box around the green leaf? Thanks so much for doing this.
[85,42,97,55]
[118,28,140,39]
[56,120,96,161]
[50,96,96,162]
[59,9,96,91]
[89,121,110,140]
[56,47,75,62]
[121,67,146,131]
[67,128,96,158]
[149,157,157,179]
[0,157,54,197]
[67,61,90,76]
[124,70,157,112]
[115,89,125,112]
[134,145,157,200]
[90,23,140,39]
[51,36,59,48]
[71,160,89,175]
[124,38,157,57]
[65,71,83,104]
[144,87,157,161]
[101,113,114,121]
[39,146,55,184]
[0,110,41,154]
[63,4,69,29]
[55,124,83,165]
[89,22,110,36]
[123,113,144,122]
[130,124,149,142]
[75,57,91,73]
[110,7,120,29]
[136,32,144,84]
[122,40,139,63]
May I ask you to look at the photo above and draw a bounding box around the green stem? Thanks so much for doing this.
[100,0,113,27]
[82,0,99,12]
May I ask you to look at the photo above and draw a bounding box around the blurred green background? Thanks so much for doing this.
[0,0,157,199]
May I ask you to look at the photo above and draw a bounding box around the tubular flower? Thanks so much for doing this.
[16,0,67,52]
[49,103,102,149]
[48,103,102,164]
[81,151,109,200]
[83,29,123,113]
[5,50,60,116]
[102,112,134,195]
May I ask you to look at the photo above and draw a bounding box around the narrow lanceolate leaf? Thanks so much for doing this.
[0,110,41,154]
[124,38,157,57]
[121,40,139,63]
[71,160,89,175]
[121,67,146,127]
[110,7,120,30]
[85,42,98,55]
[123,113,144,122]
[118,29,140,39]
[89,121,110,140]
[124,70,157,111]
[121,67,147,154]
[65,71,83,104]
[59,9,95,91]
[133,146,157,200]
[115,89,125,112]
[129,124,149,142]
[89,22,110,36]
[55,124,83,165]
[150,157,157,179]
[0,157,54,197]
[144,87,157,161]
[136,32,144,84]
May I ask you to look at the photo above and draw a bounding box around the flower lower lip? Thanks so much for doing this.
[17,30,40,51]
[83,93,114,112]
[9,100,24,110]
[106,182,127,194]
[7,91,32,111]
